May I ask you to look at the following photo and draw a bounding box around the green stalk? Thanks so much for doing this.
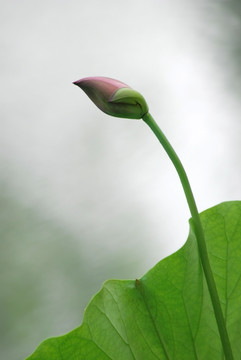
[142,112,233,360]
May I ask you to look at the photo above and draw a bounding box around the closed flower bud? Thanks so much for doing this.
[73,76,148,119]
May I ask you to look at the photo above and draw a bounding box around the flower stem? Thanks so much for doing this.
[142,112,233,360]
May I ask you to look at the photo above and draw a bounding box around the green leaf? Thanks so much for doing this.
[26,201,241,360]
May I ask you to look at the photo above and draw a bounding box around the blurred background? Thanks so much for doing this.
[1,0,240,358]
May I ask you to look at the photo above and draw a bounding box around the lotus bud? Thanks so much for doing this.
[73,76,148,119]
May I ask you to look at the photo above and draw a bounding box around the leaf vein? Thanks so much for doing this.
[135,280,171,360]
[103,286,136,360]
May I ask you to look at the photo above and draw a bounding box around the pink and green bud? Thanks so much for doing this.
[73,76,148,119]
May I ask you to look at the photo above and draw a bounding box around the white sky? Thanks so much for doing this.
[1,0,240,265]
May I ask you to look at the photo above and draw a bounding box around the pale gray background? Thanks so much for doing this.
[1,1,240,359]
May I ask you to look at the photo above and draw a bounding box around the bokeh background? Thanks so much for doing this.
[1,1,240,359]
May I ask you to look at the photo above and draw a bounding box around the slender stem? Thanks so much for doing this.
[142,112,233,360]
